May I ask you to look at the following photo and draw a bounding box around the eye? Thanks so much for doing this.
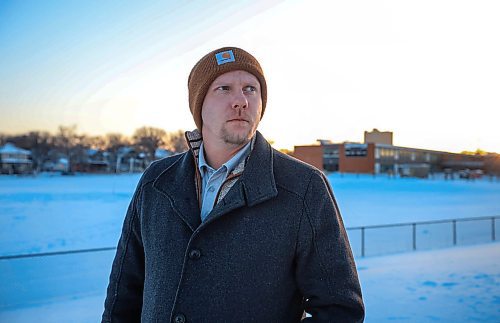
[243,85,257,93]
[216,85,230,91]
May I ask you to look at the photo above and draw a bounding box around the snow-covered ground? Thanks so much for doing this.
[1,243,498,322]
[359,243,500,322]
[0,172,499,321]
[0,173,139,257]
[329,172,500,227]
[1,173,498,257]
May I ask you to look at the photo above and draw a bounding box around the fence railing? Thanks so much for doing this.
[346,215,499,258]
[1,216,498,261]
[0,215,498,309]
[0,247,116,261]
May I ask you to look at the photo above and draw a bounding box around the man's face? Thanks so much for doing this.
[201,70,262,146]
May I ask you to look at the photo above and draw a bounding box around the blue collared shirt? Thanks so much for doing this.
[198,141,251,222]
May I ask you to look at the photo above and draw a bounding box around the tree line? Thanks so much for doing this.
[0,125,188,172]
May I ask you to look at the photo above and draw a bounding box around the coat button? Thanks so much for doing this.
[173,313,186,323]
[189,249,201,260]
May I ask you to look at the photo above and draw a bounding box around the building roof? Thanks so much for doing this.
[0,143,31,155]
[373,143,480,157]
[155,148,173,159]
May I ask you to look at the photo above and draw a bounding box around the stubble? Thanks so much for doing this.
[220,121,255,146]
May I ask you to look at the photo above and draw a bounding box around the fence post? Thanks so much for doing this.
[345,216,498,258]
[412,223,416,251]
[492,217,496,241]
[361,227,365,257]
[452,220,457,245]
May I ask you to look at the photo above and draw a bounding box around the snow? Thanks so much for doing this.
[1,243,498,322]
[1,173,498,257]
[0,158,32,164]
[0,172,499,321]
[0,173,140,257]
[0,294,105,323]
[328,173,500,227]
[358,243,500,322]
[0,143,31,155]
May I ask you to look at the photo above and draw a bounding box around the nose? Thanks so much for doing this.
[232,91,248,110]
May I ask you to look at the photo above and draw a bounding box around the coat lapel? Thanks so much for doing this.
[152,151,201,232]
[239,131,278,207]
[199,131,278,229]
[152,131,278,232]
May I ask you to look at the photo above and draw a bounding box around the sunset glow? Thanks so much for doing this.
[1,0,499,153]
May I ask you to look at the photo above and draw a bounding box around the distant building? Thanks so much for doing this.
[115,147,148,173]
[155,148,174,160]
[292,132,485,178]
[0,143,33,174]
[73,149,110,173]
[53,158,70,173]
[364,128,393,145]
[293,144,323,170]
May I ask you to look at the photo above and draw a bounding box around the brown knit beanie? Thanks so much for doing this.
[188,46,267,131]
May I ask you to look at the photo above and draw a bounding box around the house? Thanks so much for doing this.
[73,149,110,173]
[155,147,174,160]
[116,147,148,173]
[0,143,33,175]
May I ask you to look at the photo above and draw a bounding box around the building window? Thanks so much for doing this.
[345,144,367,157]
[324,148,339,158]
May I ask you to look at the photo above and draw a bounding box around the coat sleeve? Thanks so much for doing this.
[295,171,365,322]
[102,182,145,323]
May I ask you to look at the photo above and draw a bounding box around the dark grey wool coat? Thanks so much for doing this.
[102,131,364,323]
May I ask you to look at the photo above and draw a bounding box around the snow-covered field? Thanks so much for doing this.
[1,173,498,257]
[358,243,500,322]
[1,244,498,322]
[0,173,139,257]
[330,173,500,227]
[0,172,499,321]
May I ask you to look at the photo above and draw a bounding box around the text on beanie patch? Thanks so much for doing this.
[215,50,235,65]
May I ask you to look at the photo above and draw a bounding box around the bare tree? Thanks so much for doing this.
[484,153,500,176]
[0,133,8,146]
[54,125,79,172]
[0,126,194,173]
[132,126,167,159]
[164,130,188,153]
[104,133,131,172]
[85,135,107,150]
[103,133,130,155]
[25,131,53,171]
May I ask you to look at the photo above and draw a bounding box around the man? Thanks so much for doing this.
[102,47,364,322]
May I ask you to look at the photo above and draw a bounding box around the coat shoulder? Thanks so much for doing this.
[272,149,327,197]
[139,152,187,186]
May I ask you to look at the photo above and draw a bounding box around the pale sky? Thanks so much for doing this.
[1,0,499,153]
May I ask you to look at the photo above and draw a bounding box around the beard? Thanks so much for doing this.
[220,121,255,146]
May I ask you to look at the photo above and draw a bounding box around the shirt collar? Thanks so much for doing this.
[198,139,253,177]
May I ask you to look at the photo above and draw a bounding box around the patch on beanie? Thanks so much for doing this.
[215,50,235,65]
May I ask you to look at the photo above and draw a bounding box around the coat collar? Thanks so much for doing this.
[152,130,278,232]
[153,149,201,231]
[239,131,278,207]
